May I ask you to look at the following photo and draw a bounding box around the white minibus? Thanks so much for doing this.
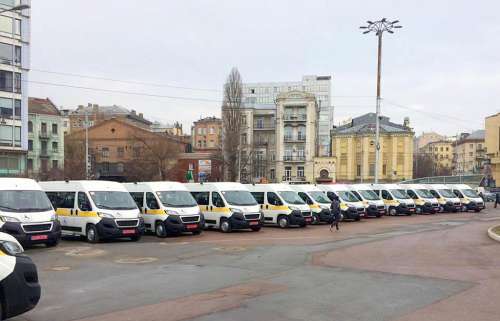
[424,184,461,212]
[41,180,144,243]
[288,184,333,224]
[0,178,60,247]
[317,184,365,221]
[349,184,386,217]
[124,181,204,237]
[371,184,416,216]
[186,182,262,232]
[400,184,440,214]
[449,184,485,212]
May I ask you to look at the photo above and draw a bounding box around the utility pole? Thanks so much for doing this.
[360,18,402,183]
[85,109,89,179]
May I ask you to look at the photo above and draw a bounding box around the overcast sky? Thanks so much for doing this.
[30,0,499,136]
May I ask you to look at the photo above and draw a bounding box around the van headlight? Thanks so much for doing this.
[0,240,24,256]
[288,206,300,211]
[462,199,470,204]
[230,208,243,214]
[165,210,179,215]
[50,213,58,221]
[0,216,20,223]
[97,212,115,218]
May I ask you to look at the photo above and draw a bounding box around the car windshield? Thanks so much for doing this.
[309,191,331,204]
[221,191,257,206]
[438,189,456,198]
[0,190,52,213]
[278,191,306,205]
[390,189,410,199]
[416,189,434,199]
[338,191,360,202]
[462,189,479,198]
[90,191,137,210]
[156,191,198,207]
[359,190,380,200]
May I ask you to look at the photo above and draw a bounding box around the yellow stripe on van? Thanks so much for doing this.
[309,204,320,209]
[79,211,99,217]
[213,207,231,213]
[269,205,289,211]
[145,209,164,215]
[415,199,425,206]
[55,208,98,217]
[56,208,71,217]
[0,250,6,256]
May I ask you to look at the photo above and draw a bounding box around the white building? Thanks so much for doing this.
[242,75,332,156]
[0,1,30,176]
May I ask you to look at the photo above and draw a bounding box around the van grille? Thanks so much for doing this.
[244,213,261,220]
[301,211,312,217]
[22,223,53,233]
[115,219,139,227]
[377,205,385,210]
[181,215,200,223]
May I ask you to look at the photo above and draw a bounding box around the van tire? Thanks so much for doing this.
[220,219,232,233]
[86,224,100,243]
[155,221,168,238]
[389,207,397,216]
[130,235,141,242]
[46,238,59,248]
[192,230,202,235]
[278,215,289,229]
[312,214,320,225]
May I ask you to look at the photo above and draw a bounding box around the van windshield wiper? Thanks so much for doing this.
[0,205,19,211]
[95,204,114,209]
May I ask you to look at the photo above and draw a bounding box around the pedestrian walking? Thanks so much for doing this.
[330,194,341,232]
[495,192,500,209]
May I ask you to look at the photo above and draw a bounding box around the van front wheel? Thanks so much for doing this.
[278,216,289,229]
[155,222,167,238]
[220,219,232,233]
[86,225,100,243]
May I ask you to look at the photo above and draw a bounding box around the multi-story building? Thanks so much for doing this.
[414,131,445,150]
[151,121,183,136]
[0,2,30,176]
[237,91,335,184]
[485,113,500,186]
[331,113,414,182]
[453,130,486,175]
[68,104,152,132]
[420,140,454,174]
[191,116,222,151]
[27,97,64,178]
[243,75,332,156]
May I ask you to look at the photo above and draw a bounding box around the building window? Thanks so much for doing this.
[0,125,21,147]
[27,158,33,170]
[133,147,141,157]
[28,121,33,132]
[101,147,109,159]
[0,98,20,119]
[41,122,47,133]
[356,165,361,177]
[0,70,21,93]
[41,140,47,154]
[52,160,58,169]
[369,163,375,176]
[197,140,202,148]
[41,159,48,172]
[284,166,292,181]
[469,144,473,149]
[256,118,264,129]
[209,127,214,134]
[52,124,58,135]
[383,164,387,175]
[297,166,304,178]
[0,156,20,170]
[270,168,275,180]
[117,147,124,158]
[28,139,33,151]
[0,42,21,65]
[469,152,473,157]
[52,141,58,152]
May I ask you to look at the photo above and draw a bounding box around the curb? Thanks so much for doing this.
[487,225,500,242]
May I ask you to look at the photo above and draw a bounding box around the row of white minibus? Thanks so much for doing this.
[0,178,486,248]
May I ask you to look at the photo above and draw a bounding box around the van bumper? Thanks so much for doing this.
[419,203,437,214]
[317,209,334,223]
[0,221,61,246]
[228,213,262,230]
[164,215,205,234]
[443,202,461,212]
[95,217,145,239]
[342,208,361,221]
[465,201,485,211]
[289,210,306,226]
[0,255,41,319]
[366,205,386,217]
[396,204,416,215]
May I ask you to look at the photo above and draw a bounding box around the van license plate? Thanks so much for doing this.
[31,235,48,241]
[122,229,135,235]
[249,221,259,226]
[305,217,312,222]
[186,224,198,229]
[409,208,415,212]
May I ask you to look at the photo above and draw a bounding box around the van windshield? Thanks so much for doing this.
[338,191,359,203]
[221,191,257,206]
[278,191,306,205]
[359,190,380,201]
[157,191,198,207]
[0,190,52,213]
[390,189,410,199]
[416,189,434,199]
[438,189,455,198]
[90,191,137,210]
[309,191,331,204]
[462,189,479,198]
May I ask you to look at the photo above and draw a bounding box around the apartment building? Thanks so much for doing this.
[191,116,222,151]
[0,1,30,176]
[331,113,414,182]
[243,75,332,157]
[485,113,500,185]
[151,121,183,136]
[27,97,64,178]
[453,130,486,175]
[420,140,454,174]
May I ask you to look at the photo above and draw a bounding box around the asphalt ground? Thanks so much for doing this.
[11,206,500,321]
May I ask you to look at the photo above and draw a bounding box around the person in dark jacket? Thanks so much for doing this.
[495,192,500,209]
[330,194,341,231]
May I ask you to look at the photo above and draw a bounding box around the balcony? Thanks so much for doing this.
[283,114,306,122]
[253,123,275,131]
[282,176,306,182]
[283,155,306,162]
[39,132,49,140]
[284,135,306,143]
[40,150,49,158]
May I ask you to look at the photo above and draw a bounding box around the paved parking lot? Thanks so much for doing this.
[13,207,500,321]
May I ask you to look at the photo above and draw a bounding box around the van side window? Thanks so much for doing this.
[454,190,463,198]
[191,192,209,205]
[251,192,264,205]
[381,190,393,200]
[298,192,313,205]
[129,192,144,208]
[77,192,92,211]
[407,190,418,199]
[267,192,282,206]
[352,191,362,201]
[46,191,75,209]
[430,190,439,198]
[146,192,160,209]
[212,192,225,208]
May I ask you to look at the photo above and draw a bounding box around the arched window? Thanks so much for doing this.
[320,169,329,179]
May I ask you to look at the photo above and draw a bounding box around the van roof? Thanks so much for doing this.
[39,180,128,192]
[0,178,42,191]
[123,181,187,192]
[424,184,449,190]
[185,182,248,192]
[371,183,402,189]
[245,184,296,192]
[317,184,350,192]
[349,184,378,190]
[287,184,322,192]
[400,184,427,190]
[449,184,473,190]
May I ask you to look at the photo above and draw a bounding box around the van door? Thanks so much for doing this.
[130,192,149,230]
[267,192,284,224]
[47,191,76,234]
[191,192,210,226]
[211,192,227,226]
[145,192,162,215]
[251,192,269,222]
[77,192,94,234]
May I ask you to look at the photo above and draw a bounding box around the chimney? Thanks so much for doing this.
[403,117,410,128]
[138,113,143,118]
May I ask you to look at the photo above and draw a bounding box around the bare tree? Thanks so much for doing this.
[221,67,254,182]
[64,137,88,179]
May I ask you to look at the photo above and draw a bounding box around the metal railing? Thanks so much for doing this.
[283,114,307,121]
[283,155,306,162]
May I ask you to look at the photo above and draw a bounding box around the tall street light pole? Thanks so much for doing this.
[360,18,402,183]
